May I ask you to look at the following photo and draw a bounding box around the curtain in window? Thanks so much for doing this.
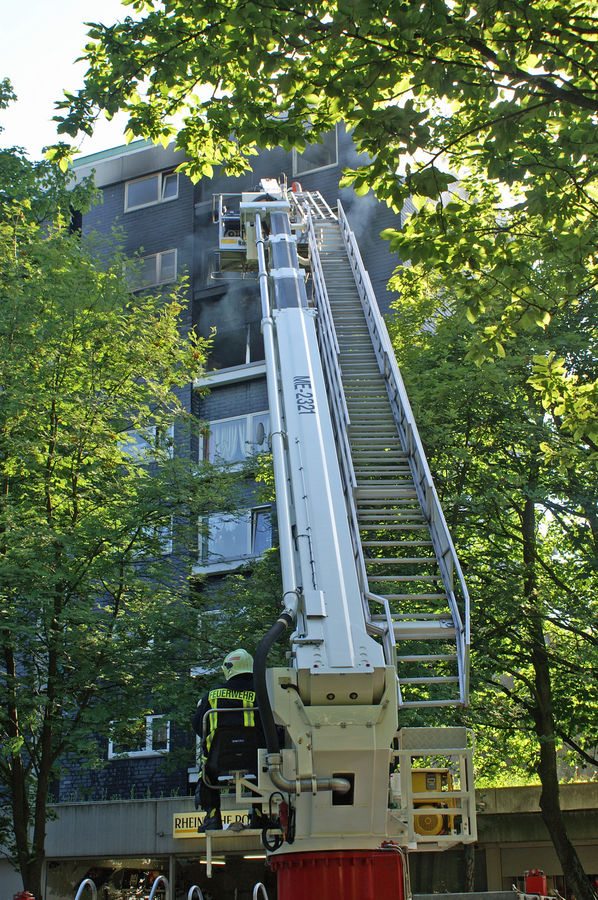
[209,418,246,463]
[251,413,270,453]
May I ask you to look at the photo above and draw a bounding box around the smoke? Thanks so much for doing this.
[198,281,262,370]
[338,185,385,248]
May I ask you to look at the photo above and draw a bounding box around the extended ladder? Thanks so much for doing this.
[290,193,470,710]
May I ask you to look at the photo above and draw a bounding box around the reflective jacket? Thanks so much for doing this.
[192,672,257,758]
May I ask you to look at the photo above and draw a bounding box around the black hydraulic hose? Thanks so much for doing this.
[254,613,294,754]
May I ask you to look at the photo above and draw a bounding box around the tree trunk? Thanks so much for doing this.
[464,844,476,892]
[522,496,596,900]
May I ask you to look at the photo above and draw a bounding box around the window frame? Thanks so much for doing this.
[124,171,179,212]
[137,248,178,288]
[121,423,175,460]
[108,715,171,759]
[199,505,273,572]
[201,411,270,466]
[292,126,338,176]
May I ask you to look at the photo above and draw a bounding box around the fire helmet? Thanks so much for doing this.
[222,648,253,679]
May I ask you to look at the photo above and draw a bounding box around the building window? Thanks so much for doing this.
[200,506,272,568]
[121,424,175,460]
[124,171,179,211]
[202,412,270,465]
[293,127,338,175]
[108,716,170,759]
[198,288,264,371]
[138,249,177,288]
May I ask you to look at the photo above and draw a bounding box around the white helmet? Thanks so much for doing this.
[222,648,253,679]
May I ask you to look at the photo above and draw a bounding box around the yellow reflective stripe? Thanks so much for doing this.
[205,695,219,752]
[204,688,256,750]
[242,698,255,728]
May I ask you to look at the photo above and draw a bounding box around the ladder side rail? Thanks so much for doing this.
[337,201,471,700]
[305,211,342,360]
[255,213,301,615]
[305,212,376,637]
[336,200,470,624]
[311,192,337,220]
[288,191,308,224]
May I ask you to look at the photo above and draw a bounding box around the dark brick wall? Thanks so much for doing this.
[57,725,194,803]
[195,379,268,422]
[83,167,196,412]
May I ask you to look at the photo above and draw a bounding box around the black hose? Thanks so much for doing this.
[254,613,293,754]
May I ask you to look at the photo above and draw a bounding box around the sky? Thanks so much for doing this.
[0,0,132,159]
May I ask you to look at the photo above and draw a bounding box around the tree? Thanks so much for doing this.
[389,253,598,900]
[0,79,95,224]
[48,4,598,890]
[54,0,598,350]
[0,154,239,895]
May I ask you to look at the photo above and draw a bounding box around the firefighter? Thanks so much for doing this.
[192,648,259,832]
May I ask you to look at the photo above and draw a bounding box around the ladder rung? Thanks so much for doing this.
[359,512,422,520]
[365,558,436,565]
[386,594,452,623]
[354,469,412,476]
[368,575,443,582]
[362,541,433,547]
[397,654,458,663]
[357,506,419,516]
[393,623,456,639]
[359,524,429,531]
[399,699,462,708]
[355,487,418,497]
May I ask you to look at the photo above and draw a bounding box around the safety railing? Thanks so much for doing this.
[392,727,477,847]
[74,880,97,900]
[337,200,470,704]
[148,875,168,900]
[253,884,269,900]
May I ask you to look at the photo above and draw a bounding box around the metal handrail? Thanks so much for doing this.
[336,199,470,702]
[253,884,269,900]
[148,875,168,900]
[74,880,97,900]
[188,887,205,900]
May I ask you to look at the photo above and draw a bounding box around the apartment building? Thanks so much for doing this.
[57,129,406,808]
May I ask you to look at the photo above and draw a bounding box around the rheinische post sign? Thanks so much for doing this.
[173,810,251,838]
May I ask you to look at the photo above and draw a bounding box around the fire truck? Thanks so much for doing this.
[199,180,477,900]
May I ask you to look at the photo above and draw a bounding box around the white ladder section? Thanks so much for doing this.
[293,195,470,709]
